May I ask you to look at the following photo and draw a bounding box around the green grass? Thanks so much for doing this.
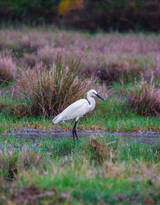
[0,93,160,204]
[80,97,160,131]
[0,134,160,204]
[0,96,159,135]
[1,92,159,204]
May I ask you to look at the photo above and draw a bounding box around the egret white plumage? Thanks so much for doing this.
[52,89,104,141]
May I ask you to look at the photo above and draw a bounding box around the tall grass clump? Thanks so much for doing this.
[127,80,160,116]
[16,56,90,117]
[0,53,16,84]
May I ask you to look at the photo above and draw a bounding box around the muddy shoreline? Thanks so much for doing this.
[5,128,160,146]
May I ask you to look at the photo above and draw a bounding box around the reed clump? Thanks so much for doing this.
[16,56,90,117]
[127,80,160,116]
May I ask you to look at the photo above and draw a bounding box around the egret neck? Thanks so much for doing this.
[87,93,96,112]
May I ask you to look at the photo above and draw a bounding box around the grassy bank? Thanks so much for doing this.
[0,134,160,204]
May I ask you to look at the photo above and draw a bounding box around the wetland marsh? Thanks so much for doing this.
[0,27,160,204]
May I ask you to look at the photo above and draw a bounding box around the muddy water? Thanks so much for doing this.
[5,128,160,146]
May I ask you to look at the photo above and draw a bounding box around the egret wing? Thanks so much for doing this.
[53,99,89,123]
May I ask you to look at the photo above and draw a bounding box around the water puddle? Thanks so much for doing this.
[5,128,160,146]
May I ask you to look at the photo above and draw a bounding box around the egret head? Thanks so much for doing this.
[87,89,104,101]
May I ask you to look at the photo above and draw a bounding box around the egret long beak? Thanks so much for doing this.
[96,94,105,101]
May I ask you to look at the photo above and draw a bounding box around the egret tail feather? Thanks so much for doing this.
[52,114,62,124]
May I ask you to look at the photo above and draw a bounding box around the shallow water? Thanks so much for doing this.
[5,128,160,146]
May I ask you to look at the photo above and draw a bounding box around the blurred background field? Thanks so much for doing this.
[0,0,160,31]
[0,0,160,204]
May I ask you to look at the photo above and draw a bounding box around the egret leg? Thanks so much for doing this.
[72,121,78,141]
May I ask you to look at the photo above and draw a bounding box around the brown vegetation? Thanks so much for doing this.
[0,53,16,84]
[16,56,90,117]
[127,80,160,116]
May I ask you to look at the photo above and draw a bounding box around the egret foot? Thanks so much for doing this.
[72,121,78,141]
[72,129,78,141]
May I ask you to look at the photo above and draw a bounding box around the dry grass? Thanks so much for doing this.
[127,80,160,116]
[15,55,90,117]
[84,55,154,84]
[0,29,159,80]
[0,52,17,84]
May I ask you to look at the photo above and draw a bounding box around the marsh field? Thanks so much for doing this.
[0,26,160,204]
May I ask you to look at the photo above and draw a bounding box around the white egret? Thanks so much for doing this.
[52,89,104,141]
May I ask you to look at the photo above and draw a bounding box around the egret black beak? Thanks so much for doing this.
[96,94,105,101]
